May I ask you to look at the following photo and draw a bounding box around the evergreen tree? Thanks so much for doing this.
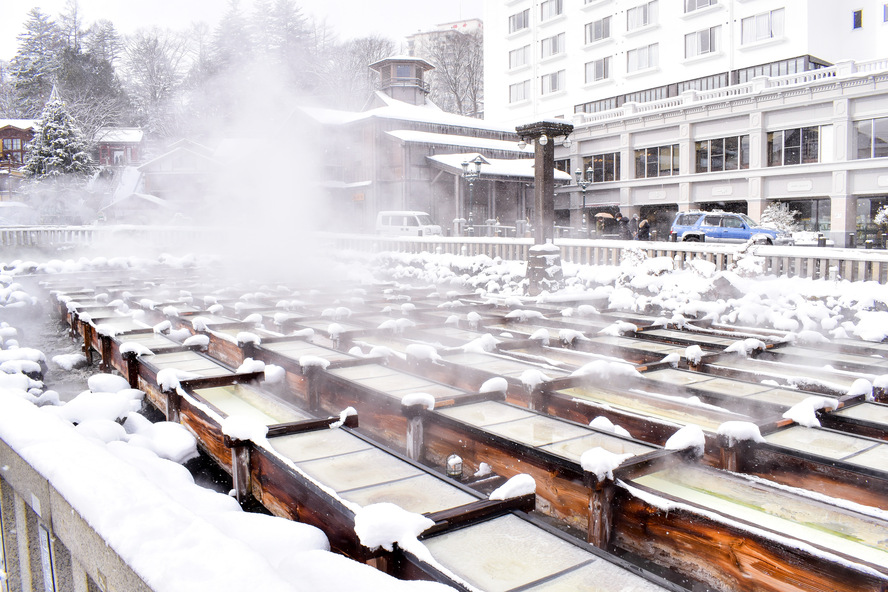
[23,93,96,183]
[9,8,64,116]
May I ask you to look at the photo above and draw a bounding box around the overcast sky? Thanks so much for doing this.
[0,0,482,62]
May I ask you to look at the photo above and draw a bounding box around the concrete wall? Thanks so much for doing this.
[0,438,153,592]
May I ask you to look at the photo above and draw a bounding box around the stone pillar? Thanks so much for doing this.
[516,121,575,245]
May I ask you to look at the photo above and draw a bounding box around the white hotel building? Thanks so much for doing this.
[483,0,888,246]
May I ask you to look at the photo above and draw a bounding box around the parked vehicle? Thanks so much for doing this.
[375,211,442,236]
[670,211,793,245]
[0,202,38,226]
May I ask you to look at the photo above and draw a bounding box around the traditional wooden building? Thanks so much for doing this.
[93,127,144,166]
[300,56,571,235]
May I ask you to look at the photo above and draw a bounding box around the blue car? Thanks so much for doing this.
[670,211,793,245]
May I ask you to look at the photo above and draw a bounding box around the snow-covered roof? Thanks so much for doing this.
[0,119,37,131]
[427,152,573,181]
[386,130,532,155]
[138,146,218,173]
[94,127,143,144]
[101,192,173,212]
[299,92,515,134]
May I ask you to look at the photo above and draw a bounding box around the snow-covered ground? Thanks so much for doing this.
[3,245,888,591]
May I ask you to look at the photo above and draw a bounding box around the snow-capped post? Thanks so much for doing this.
[874,375,888,403]
[224,434,252,505]
[716,421,766,473]
[98,333,114,372]
[299,357,331,414]
[516,119,573,295]
[580,448,626,548]
[400,393,435,461]
[121,349,141,388]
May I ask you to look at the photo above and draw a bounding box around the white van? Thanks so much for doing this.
[375,211,442,236]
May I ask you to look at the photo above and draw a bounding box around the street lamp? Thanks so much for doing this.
[461,155,487,235]
[575,165,593,228]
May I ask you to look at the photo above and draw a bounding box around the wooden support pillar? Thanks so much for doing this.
[122,351,140,388]
[81,322,94,365]
[874,383,888,404]
[528,385,547,413]
[99,334,112,372]
[717,434,743,473]
[164,387,180,423]
[401,403,426,462]
[225,436,252,506]
[304,366,321,414]
[584,471,616,548]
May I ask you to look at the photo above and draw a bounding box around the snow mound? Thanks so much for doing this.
[353,503,435,552]
[405,344,442,363]
[589,416,631,438]
[716,421,765,446]
[88,373,132,393]
[665,424,705,456]
[580,447,634,481]
[489,473,535,500]
[782,397,838,428]
[52,353,88,371]
[480,377,508,394]
[401,393,435,410]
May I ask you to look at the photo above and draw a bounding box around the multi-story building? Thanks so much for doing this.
[484,1,888,246]
[485,0,887,124]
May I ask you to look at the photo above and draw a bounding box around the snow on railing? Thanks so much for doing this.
[574,57,888,125]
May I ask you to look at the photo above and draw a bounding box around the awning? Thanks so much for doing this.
[427,153,572,182]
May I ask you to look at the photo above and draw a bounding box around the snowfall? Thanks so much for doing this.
[2,243,888,591]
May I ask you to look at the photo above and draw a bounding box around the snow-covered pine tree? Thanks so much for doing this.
[23,91,95,183]
[760,202,798,232]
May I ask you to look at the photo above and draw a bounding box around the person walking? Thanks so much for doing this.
[629,214,639,238]
[616,212,631,240]
[636,217,651,241]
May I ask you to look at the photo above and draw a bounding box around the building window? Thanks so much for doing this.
[627,43,658,72]
[585,16,611,43]
[585,57,612,83]
[853,9,863,28]
[635,144,679,178]
[540,0,563,21]
[741,8,785,44]
[510,80,531,103]
[541,70,565,94]
[855,117,888,159]
[509,45,530,69]
[685,0,715,13]
[627,1,658,30]
[695,136,750,172]
[1,138,24,163]
[541,33,566,58]
[685,26,719,58]
[583,152,621,182]
[767,127,821,166]
[509,9,530,34]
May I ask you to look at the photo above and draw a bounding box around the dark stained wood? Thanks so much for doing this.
[612,488,888,592]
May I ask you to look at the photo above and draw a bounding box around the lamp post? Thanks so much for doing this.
[461,154,487,236]
[575,165,593,231]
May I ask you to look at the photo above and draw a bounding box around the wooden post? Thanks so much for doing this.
[164,387,180,423]
[874,383,888,404]
[81,322,94,365]
[122,351,140,388]
[225,436,252,506]
[401,403,426,462]
[304,366,321,414]
[529,384,547,413]
[717,434,741,473]
[584,471,616,548]
[99,334,112,372]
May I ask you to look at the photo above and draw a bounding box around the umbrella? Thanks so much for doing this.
[594,212,614,219]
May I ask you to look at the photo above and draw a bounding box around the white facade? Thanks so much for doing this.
[484,0,888,126]
[552,58,888,248]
